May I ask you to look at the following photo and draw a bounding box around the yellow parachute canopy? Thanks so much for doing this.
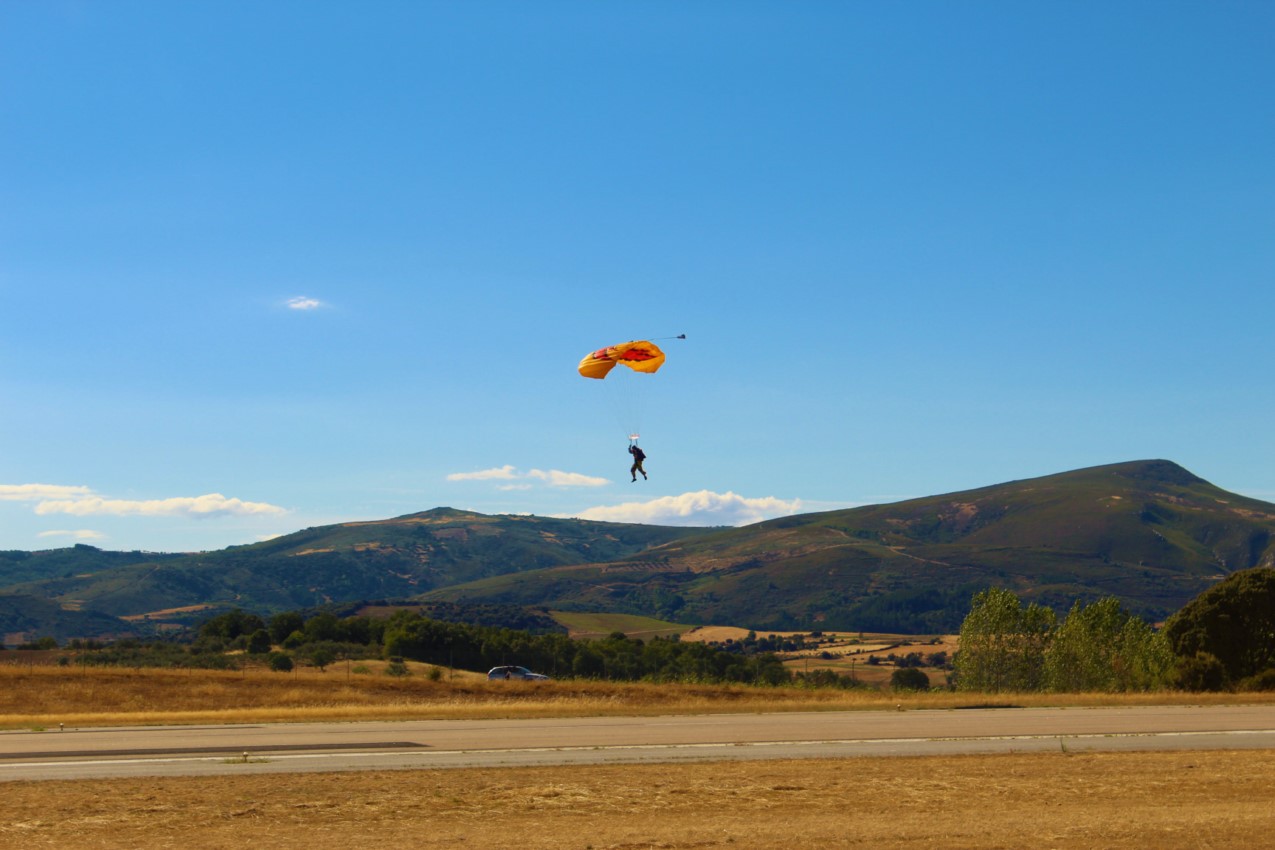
[577,340,666,379]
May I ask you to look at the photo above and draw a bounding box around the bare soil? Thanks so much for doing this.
[4,750,1274,849]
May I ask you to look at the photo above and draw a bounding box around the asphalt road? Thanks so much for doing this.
[2,704,1274,782]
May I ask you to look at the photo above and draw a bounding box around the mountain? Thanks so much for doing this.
[422,460,1275,631]
[4,461,1274,640]
[0,509,706,638]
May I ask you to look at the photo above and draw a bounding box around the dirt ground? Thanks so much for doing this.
[5,750,1274,850]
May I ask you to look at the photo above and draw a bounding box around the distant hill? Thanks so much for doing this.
[0,509,706,639]
[423,460,1275,631]
[4,461,1273,640]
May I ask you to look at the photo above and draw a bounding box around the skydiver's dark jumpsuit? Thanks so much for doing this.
[629,444,647,481]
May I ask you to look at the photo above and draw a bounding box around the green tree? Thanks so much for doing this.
[1163,568,1275,683]
[246,629,272,655]
[198,609,265,644]
[1175,651,1228,692]
[308,646,336,671]
[890,667,930,690]
[954,587,1055,692]
[1043,598,1173,692]
[268,611,305,645]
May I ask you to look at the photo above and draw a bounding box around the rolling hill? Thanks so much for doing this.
[0,509,706,641]
[4,460,1274,640]
[422,460,1275,631]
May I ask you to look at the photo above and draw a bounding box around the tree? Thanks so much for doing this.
[268,611,305,645]
[246,629,272,655]
[1163,568,1275,683]
[198,609,265,644]
[1043,598,1173,692]
[307,646,336,671]
[267,652,294,673]
[954,587,1055,692]
[891,667,930,690]
[1174,651,1228,692]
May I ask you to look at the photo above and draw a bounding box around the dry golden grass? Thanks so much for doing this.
[2,662,1273,729]
[4,750,1275,849]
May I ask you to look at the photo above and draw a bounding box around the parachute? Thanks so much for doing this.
[578,336,682,442]
[577,340,666,379]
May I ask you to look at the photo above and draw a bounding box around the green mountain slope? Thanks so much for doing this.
[6,461,1273,639]
[2,508,707,623]
[424,460,1275,631]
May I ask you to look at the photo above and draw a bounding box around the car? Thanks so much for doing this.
[487,665,550,681]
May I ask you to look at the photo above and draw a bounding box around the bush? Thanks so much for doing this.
[267,652,294,673]
[1175,652,1228,692]
[385,660,409,677]
[1237,668,1275,692]
[891,667,930,690]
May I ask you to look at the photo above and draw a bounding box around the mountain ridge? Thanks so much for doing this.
[4,460,1273,639]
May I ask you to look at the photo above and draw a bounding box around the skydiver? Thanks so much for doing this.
[628,443,647,482]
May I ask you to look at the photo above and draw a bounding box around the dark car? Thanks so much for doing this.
[487,665,549,681]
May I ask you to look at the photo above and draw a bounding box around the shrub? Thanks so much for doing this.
[1237,668,1275,692]
[1175,652,1228,692]
[267,652,294,673]
[891,667,930,690]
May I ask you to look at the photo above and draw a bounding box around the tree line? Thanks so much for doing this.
[20,567,1275,693]
[954,567,1275,693]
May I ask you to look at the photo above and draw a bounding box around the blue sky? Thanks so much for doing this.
[2,2,1272,552]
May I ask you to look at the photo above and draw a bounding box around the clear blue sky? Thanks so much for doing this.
[2,2,1272,552]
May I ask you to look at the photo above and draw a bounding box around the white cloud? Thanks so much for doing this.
[286,296,324,310]
[526,469,609,487]
[37,529,107,541]
[34,493,287,519]
[0,484,92,501]
[448,466,608,488]
[568,490,803,527]
[447,465,519,482]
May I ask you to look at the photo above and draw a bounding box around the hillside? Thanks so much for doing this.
[5,460,1274,640]
[1,509,707,637]
[424,460,1275,631]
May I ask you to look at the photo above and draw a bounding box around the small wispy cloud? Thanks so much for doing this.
[447,466,519,482]
[567,490,803,527]
[35,493,287,519]
[37,529,107,541]
[286,296,324,311]
[3,482,288,520]
[0,484,92,501]
[447,466,608,488]
[526,469,609,487]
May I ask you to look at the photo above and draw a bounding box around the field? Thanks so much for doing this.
[4,662,1275,848]
[680,627,959,688]
[6,751,1275,849]
[2,662,1273,729]
[549,610,693,640]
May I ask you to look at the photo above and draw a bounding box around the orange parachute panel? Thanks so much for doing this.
[577,340,666,379]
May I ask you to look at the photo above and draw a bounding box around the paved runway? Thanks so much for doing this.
[2,704,1273,781]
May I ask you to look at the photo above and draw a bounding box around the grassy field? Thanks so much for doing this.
[4,661,1275,848]
[2,661,1273,729]
[6,750,1275,849]
[549,610,693,640]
